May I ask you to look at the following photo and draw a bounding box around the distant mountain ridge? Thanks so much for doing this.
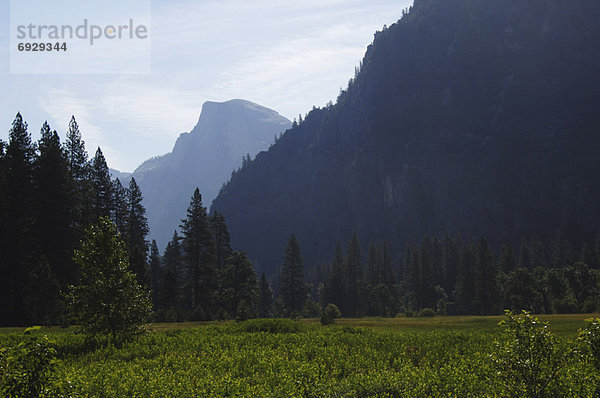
[129,99,291,248]
[212,0,600,276]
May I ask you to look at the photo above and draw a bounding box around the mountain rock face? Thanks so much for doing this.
[132,99,291,248]
[212,0,600,276]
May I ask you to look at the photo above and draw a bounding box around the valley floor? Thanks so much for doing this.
[1,315,599,397]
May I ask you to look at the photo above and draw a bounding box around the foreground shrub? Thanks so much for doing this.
[320,303,342,325]
[578,318,600,369]
[0,326,56,397]
[492,310,570,398]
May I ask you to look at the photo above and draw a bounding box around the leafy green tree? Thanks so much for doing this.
[127,177,149,286]
[257,272,274,318]
[68,217,152,338]
[501,268,544,313]
[180,188,216,317]
[279,234,308,316]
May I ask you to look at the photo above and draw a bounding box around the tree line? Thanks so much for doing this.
[0,113,269,326]
[291,230,600,318]
[3,113,600,327]
[0,114,149,326]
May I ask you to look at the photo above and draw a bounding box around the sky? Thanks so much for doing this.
[0,0,412,172]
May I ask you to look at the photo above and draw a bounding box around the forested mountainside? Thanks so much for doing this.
[213,0,600,276]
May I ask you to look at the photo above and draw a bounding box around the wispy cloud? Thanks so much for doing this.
[1,0,413,171]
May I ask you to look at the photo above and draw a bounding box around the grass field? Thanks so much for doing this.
[2,315,600,397]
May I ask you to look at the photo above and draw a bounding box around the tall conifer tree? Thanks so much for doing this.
[180,188,216,316]
[127,177,149,285]
[344,231,363,317]
[34,122,73,284]
[279,234,307,315]
[1,113,37,325]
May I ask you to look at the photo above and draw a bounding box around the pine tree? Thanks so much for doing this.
[24,256,61,326]
[220,251,257,319]
[89,147,112,220]
[149,240,162,310]
[34,122,73,286]
[455,242,477,314]
[127,177,149,286]
[111,178,129,236]
[419,236,436,309]
[64,116,90,236]
[322,243,345,312]
[474,236,498,315]
[519,238,531,269]
[380,241,395,287]
[441,233,459,294]
[580,243,599,269]
[498,243,518,274]
[210,211,232,269]
[180,188,216,317]
[345,231,363,317]
[431,236,443,287]
[404,243,422,310]
[162,231,181,309]
[548,231,573,268]
[279,234,308,316]
[367,243,379,287]
[1,113,37,325]
[595,228,600,267]
[258,272,274,318]
[529,233,546,268]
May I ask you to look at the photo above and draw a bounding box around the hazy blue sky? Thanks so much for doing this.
[1,0,411,171]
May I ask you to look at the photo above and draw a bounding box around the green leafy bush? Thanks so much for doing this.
[418,308,436,317]
[320,303,342,325]
[492,311,571,398]
[578,318,600,369]
[0,326,56,397]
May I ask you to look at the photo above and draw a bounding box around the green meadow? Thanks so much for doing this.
[2,315,600,397]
